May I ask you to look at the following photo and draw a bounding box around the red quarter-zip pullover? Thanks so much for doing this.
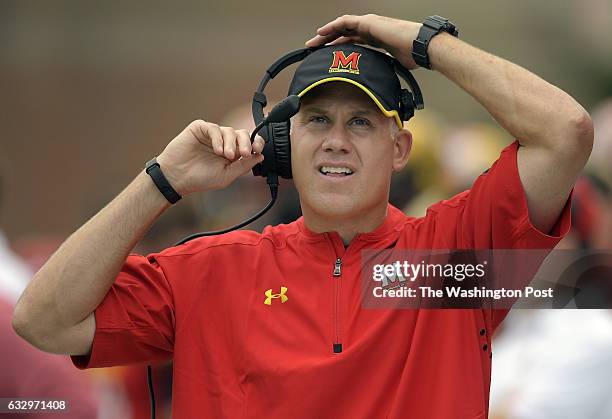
[72,141,571,418]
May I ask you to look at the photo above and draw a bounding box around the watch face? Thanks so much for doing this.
[425,16,446,28]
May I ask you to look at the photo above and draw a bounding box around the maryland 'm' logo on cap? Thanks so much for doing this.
[329,51,361,75]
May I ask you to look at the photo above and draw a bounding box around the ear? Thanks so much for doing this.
[392,128,413,172]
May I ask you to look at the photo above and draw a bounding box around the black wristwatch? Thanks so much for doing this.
[412,15,459,70]
[145,157,182,204]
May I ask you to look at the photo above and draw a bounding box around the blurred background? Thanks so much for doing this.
[1,1,611,418]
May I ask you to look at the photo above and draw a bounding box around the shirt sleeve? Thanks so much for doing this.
[456,140,573,332]
[458,140,572,249]
[71,253,175,369]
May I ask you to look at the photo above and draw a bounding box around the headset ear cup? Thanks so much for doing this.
[400,88,415,121]
[271,121,292,179]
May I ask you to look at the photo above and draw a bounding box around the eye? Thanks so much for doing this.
[350,117,371,127]
[309,115,329,124]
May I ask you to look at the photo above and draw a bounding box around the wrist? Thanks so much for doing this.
[411,15,459,70]
[137,170,173,211]
[145,157,184,203]
[427,32,457,71]
[156,154,188,194]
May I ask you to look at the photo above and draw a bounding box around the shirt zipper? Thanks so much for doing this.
[325,233,346,354]
[332,256,342,354]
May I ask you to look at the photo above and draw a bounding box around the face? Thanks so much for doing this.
[291,82,412,219]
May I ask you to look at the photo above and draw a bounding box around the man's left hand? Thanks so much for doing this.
[305,14,422,69]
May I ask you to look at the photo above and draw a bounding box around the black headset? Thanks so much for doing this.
[251,46,425,180]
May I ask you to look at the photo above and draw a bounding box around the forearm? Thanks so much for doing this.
[13,171,170,347]
[428,33,592,148]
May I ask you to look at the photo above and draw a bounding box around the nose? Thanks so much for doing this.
[321,123,352,154]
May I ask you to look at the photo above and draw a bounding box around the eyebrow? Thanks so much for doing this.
[300,105,377,116]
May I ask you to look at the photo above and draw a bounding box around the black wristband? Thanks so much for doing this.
[145,158,182,204]
[412,15,459,70]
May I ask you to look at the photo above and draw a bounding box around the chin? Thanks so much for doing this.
[303,191,373,218]
[295,173,390,220]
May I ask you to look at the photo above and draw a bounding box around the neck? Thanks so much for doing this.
[301,201,389,244]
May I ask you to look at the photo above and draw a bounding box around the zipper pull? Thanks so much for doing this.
[333,258,342,277]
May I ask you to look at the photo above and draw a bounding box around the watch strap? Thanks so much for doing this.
[412,15,459,70]
[145,157,182,204]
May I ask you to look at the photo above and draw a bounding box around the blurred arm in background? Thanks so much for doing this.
[0,297,99,418]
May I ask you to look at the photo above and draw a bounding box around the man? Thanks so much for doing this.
[12,14,592,419]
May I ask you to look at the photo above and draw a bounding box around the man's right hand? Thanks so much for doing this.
[157,120,265,196]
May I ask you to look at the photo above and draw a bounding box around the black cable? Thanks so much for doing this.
[147,365,156,418]
[176,179,278,244]
[251,120,266,142]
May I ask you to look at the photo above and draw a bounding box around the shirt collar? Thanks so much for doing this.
[296,203,407,243]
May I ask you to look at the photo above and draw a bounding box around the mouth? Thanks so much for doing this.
[317,165,355,178]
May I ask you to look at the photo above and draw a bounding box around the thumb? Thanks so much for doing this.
[225,153,265,179]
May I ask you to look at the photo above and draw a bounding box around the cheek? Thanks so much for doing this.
[359,143,395,173]
[290,136,314,182]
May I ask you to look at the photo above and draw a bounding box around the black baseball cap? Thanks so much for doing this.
[288,44,403,128]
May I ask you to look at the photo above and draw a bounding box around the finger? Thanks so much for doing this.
[235,129,251,158]
[187,120,210,148]
[328,35,361,46]
[305,33,340,47]
[220,126,238,161]
[305,28,358,47]
[306,15,361,47]
[252,135,265,154]
[226,153,264,180]
[206,123,224,156]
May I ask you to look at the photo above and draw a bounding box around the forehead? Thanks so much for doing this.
[299,82,381,114]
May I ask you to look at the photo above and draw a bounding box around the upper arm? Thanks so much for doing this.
[516,121,593,234]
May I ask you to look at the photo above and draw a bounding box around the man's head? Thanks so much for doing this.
[290,82,412,220]
[287,44,413,222]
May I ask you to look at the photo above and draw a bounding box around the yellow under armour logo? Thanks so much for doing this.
[264,287,288,305]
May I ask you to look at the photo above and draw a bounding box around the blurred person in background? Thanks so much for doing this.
[0,299,100,419]
[403,121,511,217]
[583,98,612,249]
[397,109,445,215]
[0,165,99,418]
[489,98,612,419]
[11,13,594,419]
[489,181,612,418]
[0,161,32,303]
[0,231,31,303]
